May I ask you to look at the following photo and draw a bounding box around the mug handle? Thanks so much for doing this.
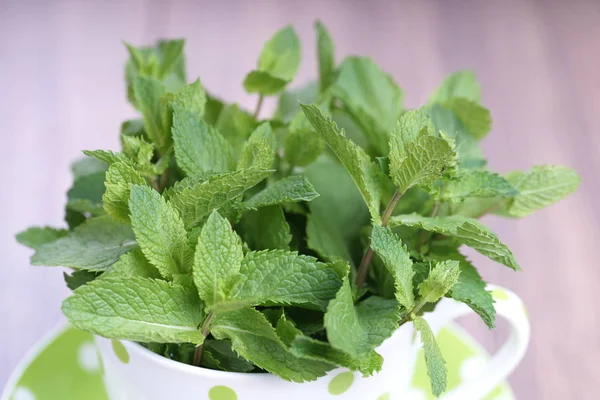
[425,284,530,400]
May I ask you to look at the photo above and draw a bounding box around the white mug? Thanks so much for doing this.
[95,284,530,400]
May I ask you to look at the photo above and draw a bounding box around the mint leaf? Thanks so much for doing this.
[102,248,161,279]
[275,82,318,123]
[31,217,136,271]
[215,104,258,157]
[239,206,292,250]
[103,162,146,223]
[429,70,480,103]
[370,226,415,309]
[133,76,171,152]
[417,260,461,305]
[71,157,108,179]
[439,170,517,203]
[172,107,233,175]
[192,210,243,306]
[168,169,272,229]
[390,214,519,270]
[64,270,101,291]
[82,150,128,167]
[243,26,300,95]
[237,122,275,170]
[284,111,326,167]
[211,307,332,382]
[201,339,255,372]
[505,165,580,217]
[170,79,206,117]
[325,274,399,357]
[413,317,447,397]
[442,98,491,140]
[62,277,205,344]
[301,104,383,223]
[228,250,343,311]
[330,57,403,154]
[315,20,335,92]
[129,185,192,278]
[452,261,495,328]
[67,171,106,215]
[244,175,319,209]
[16,227,68,250]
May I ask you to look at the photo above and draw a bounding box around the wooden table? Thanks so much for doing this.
[1,1,598,398]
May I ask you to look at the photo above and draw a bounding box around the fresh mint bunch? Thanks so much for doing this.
[17,22,580,396]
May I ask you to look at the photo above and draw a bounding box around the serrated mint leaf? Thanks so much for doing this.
[102,248,161,280]
[244,175,319,209]
[103,162,146,223]
[133,76,171,152]
[129,185,192,278]
[16,227,68,250]
[31,216,136,271]
[62,277,205,344]
[121,118,145,138]
[227,250,343,311]
[451,260,495,328]
[390,214,520,270]
[440,170,517,203]
[211,308,332,382]
[330,57,403,154]
[301,104,383,223]
[71,157,108,179]
[417,260,461,305]
[172,107,233,176]
[505,165,580,217]
[442,97,491,140]
[413,317,447,397]
[168,169,272,229]
[237,122,275,170]
[284,111,326,167]
[239,206,291,250]
[170,79,206,117]
[370,226,415,309]
[121,135,154,168]
[193,210,243,306]
[429,70,480,104]
[83,150,128,167]
[64,270,101,291]
[243,26,300,95]
[215,104,258,157]
[67,171,106,215]
[274,82,318,123]
[325,274,399,357]
[315,20,335,92]
[201,339,255,372]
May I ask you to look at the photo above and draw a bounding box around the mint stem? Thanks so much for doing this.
[416,186,445,252]
[192,311,215,366]
[355,189,404,288]
[253,94,264,119]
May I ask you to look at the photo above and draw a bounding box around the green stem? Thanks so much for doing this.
[253,94,264,119]
[398,297,429,328]
[355,189,404,288]
[416,186,446,252]
[192,311,215,367]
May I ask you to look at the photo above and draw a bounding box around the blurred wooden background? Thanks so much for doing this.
[1,0,599,398]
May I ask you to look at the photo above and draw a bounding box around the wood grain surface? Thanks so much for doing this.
[1,1,598,398]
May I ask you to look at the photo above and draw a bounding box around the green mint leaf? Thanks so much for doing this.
[301,104,383,223]
[120,135,155,170]
[67,171,106,216]
[82,150,128,166]
[413,317,447,397]
[64,270,101,291]
[239,206,292,250]
[192,210,243,306]
[129,185,192,278]
[168,169,272,229]
[330,57,404,154]
[211,307,332,382]
[442,98,491,140]
[16,227,68,250]
[71,156,108,180]
[133,76,171,152]
[325,274,399,357]
[237,122,276,170]
[172,107,233,176]
[31,216,136,271]
[440,170,518,203]
[243,26,301,95]
[429,70,480,104]
[315,20,335,92]
[62,277,205,344]
[102,248,161,280]
[244,175,319,209]
[201,339,255,372]
[284,111,326,167]
[121,118,145,138]
[370,226,415,309]
[215,104,258,158]
[103,162,146,223]
[275,82,318,123]
[228,250,343,311]
[390,214,520,270]
[170,79,206,117]
[505,165,580,217]
[417,260,461,305]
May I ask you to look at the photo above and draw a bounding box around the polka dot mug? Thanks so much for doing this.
[95,285,529,400]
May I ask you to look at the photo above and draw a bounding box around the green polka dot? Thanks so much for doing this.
[492,289,509,301]
[377,393,391,400]
[208,385,237,400]
[111,340,129,364]
[328,371,354,395]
